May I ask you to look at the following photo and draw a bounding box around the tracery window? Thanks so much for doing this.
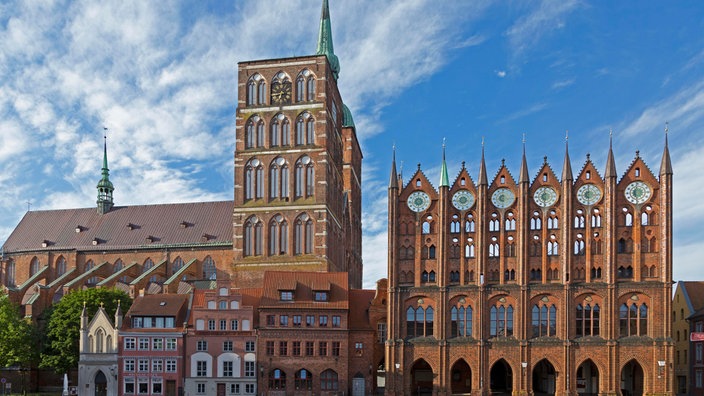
[619,302,648,336]
[505,212,516,230]
[617,265,634,278]
[244,158,263,200]
[85,259,97,285]
[574,209,585,228]
[269,157,289,199]
[574,234,585,255]
[405,305,434,338]
[591,209,602,227]
[294,214,313,255]
[531,211,542,230]
[450,214,461,233]
[269,215,289,256]
[451,304,473,337]
[531,303,557,337]
[465,213,475,232]
[243,217,263,256]
[489,213,500,232]
[5,260,15,286]
[246,74,265,105]
[490,304,514,337]
[547,236,559,256]
[295,112,314,145]
[202,256,216,280]
[269,369,286,390]
[30,257,40,276]
[270,114,289,147]
[489,237,499,257]
[547,211,559,229]
[465,238,475,258]
[295,369,312,390]
[576,303,600,337]
[294,156,314,198]
[172,257,184,274]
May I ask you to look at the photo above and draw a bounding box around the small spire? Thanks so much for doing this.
[478,138,488,185]
[439,139,449,187]
[316,0,340,80]
[605,129,617,178]
[519,135,529,183]
[389,145,398,189]
[562,133,573,181]
[97,130,115,214]
[660,122,673,175]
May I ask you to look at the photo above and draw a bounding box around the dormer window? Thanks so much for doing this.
[92,238,101,246]
[314,291,329,302]
[75,226,83,233]
[280,291,294,301]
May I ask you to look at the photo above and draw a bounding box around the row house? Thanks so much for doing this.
[184,283,259,396]
[118,294,189,396]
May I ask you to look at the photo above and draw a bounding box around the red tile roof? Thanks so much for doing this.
[682,281,704,314]
[3,201,234,253]
[349,289,375,330]
[259,271,349,309]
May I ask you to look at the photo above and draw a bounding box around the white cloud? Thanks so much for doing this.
[505,0,580,58]
[496,70,507,78]
[552,78,575,90]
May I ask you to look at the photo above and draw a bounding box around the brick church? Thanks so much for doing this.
[0,0,674,395]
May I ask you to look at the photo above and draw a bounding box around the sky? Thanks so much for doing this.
[1,1,703,289]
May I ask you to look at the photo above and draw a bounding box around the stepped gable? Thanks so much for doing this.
[575,153,604,182]
[449,162,478,194]
[490,159,518,188]
[2,201,234,253]
[619,150,657,185]
[402,164,438,196]
[530,156,561,189]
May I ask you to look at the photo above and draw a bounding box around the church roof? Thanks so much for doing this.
[3,200,234,253]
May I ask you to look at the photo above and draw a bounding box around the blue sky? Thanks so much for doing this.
[1,1,703,288]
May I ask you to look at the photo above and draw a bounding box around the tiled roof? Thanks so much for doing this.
[259,271,349,309]
[2,201,234,253]
[349,289,375,330]
[124,294,191,329]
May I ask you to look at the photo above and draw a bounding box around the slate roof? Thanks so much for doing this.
[2,201,234,253]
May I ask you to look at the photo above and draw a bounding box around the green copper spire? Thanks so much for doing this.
[439,140,449,187]
[316,0,340,80]
[97,132,114,214]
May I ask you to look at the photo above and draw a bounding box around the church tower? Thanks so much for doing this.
[232,0,362,288]
[97,135,114,215]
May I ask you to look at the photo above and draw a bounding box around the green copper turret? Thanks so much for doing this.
[316,0,340,80]
[97,136,114,214]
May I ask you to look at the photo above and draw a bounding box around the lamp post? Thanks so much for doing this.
[521,362,528,394]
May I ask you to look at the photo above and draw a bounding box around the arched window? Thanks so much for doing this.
[244,217,263,257]
[547,214,559,229]
[296,76,305,102]
[295,369,312,390]
[270,114,281,147]
[574,235,585,255]
[490,304,514,337]
[406,305,434,338]
[269,215,288,255]
[619,302,648,336]
[56,257,66,276]
[505,212,516,230]
[547,238,559,256]
[246,74,263,105]
[531,303,557,337]
[281,118,290,146]
[202,256,216,280]
[465,240,475,258]
[257,79,266,105]
[30,257,40,276]
[576,303,600,337]
[307,76,316,100]
[172,257,184,274]
[489,237,499,257]
[451,304,473,337]
[320,369,338,391]
[592,209,602,227]
[269,369,286,390]
[294,156,314,198]
[625,210,633,226]
[269,157,289,199]
[244,158,263,200]
[450,215,461,233]
[295,112,314,145]
[5,260,15,286]
[574,209,585,228]
[85,259,97,285]
[294,214,313,255]
[465,214,475,232]
[489,213,500,231]
[531,211,542,230]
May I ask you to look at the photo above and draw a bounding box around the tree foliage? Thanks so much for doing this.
[40,288,132,373]
[0,295,38,368]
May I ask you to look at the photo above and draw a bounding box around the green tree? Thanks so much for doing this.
[40,288,132,373]
[0,295,38,368]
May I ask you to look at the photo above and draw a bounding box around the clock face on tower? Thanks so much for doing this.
[452,190,475,211]
[407,191,431,213]
[577,183,602,206]
[625,181,651,205]
[271,82,292,105]
[533,186,558,208]
[491,188,515,209]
